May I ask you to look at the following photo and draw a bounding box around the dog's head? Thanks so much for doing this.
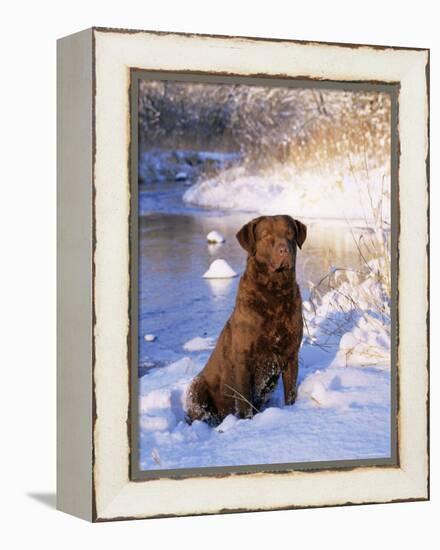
[236,215,307,273]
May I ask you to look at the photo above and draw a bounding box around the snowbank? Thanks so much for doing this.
[303,258,391,370]
[183,164,390,226]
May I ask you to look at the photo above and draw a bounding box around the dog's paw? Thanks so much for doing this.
[284,388,298,406]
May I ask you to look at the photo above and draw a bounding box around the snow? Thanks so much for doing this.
[138,361,390,470]
[183,164,390,226]
[143,334,157,342]
[138,262,391,471]
[206,230,226,243]
[202,259,238,279]
[183,336,215,352]
[175,171,187,181]
[303,259,391,370]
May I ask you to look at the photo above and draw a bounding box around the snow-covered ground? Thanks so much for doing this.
[184,163,390,226]
[139,259,391,470]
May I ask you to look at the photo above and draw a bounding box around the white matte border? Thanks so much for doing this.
[93,29,429,520]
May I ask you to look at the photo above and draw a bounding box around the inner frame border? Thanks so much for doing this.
[129,69,399,482]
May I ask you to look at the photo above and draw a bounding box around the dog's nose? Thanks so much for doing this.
[279,245,288,256]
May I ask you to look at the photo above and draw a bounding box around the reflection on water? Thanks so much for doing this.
[138,181,372,372]
[205,278,235,297]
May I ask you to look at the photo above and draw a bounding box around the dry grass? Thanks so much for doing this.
[303,168,391,369]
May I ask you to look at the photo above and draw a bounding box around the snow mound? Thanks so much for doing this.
[206,230,225,244]
[183,164,390,226]
[303,258,391,370]
[202,259,238,279]
[183,336,215,352]
[298,367,389,410]
[175,171,187,181]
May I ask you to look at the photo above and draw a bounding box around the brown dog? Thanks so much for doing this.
[186,215,307,425]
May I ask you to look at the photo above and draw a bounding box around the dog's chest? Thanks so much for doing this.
[263,284,301,342]
[251,306,297,359]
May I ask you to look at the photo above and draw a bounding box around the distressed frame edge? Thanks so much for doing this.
[91,25,429,53]
[425,49,431,502]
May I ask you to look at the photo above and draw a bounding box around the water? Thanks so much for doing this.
[138,179,369,374]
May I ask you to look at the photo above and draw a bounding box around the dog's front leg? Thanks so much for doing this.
[282,353,299,406]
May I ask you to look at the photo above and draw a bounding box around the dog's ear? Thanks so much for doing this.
[236,217,261,255]
[284,215,307,249]
[293,219,307,249]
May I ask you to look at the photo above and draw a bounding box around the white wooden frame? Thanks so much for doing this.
[57,27,429,522]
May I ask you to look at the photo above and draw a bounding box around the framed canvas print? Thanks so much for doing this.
[57,27,429,522]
